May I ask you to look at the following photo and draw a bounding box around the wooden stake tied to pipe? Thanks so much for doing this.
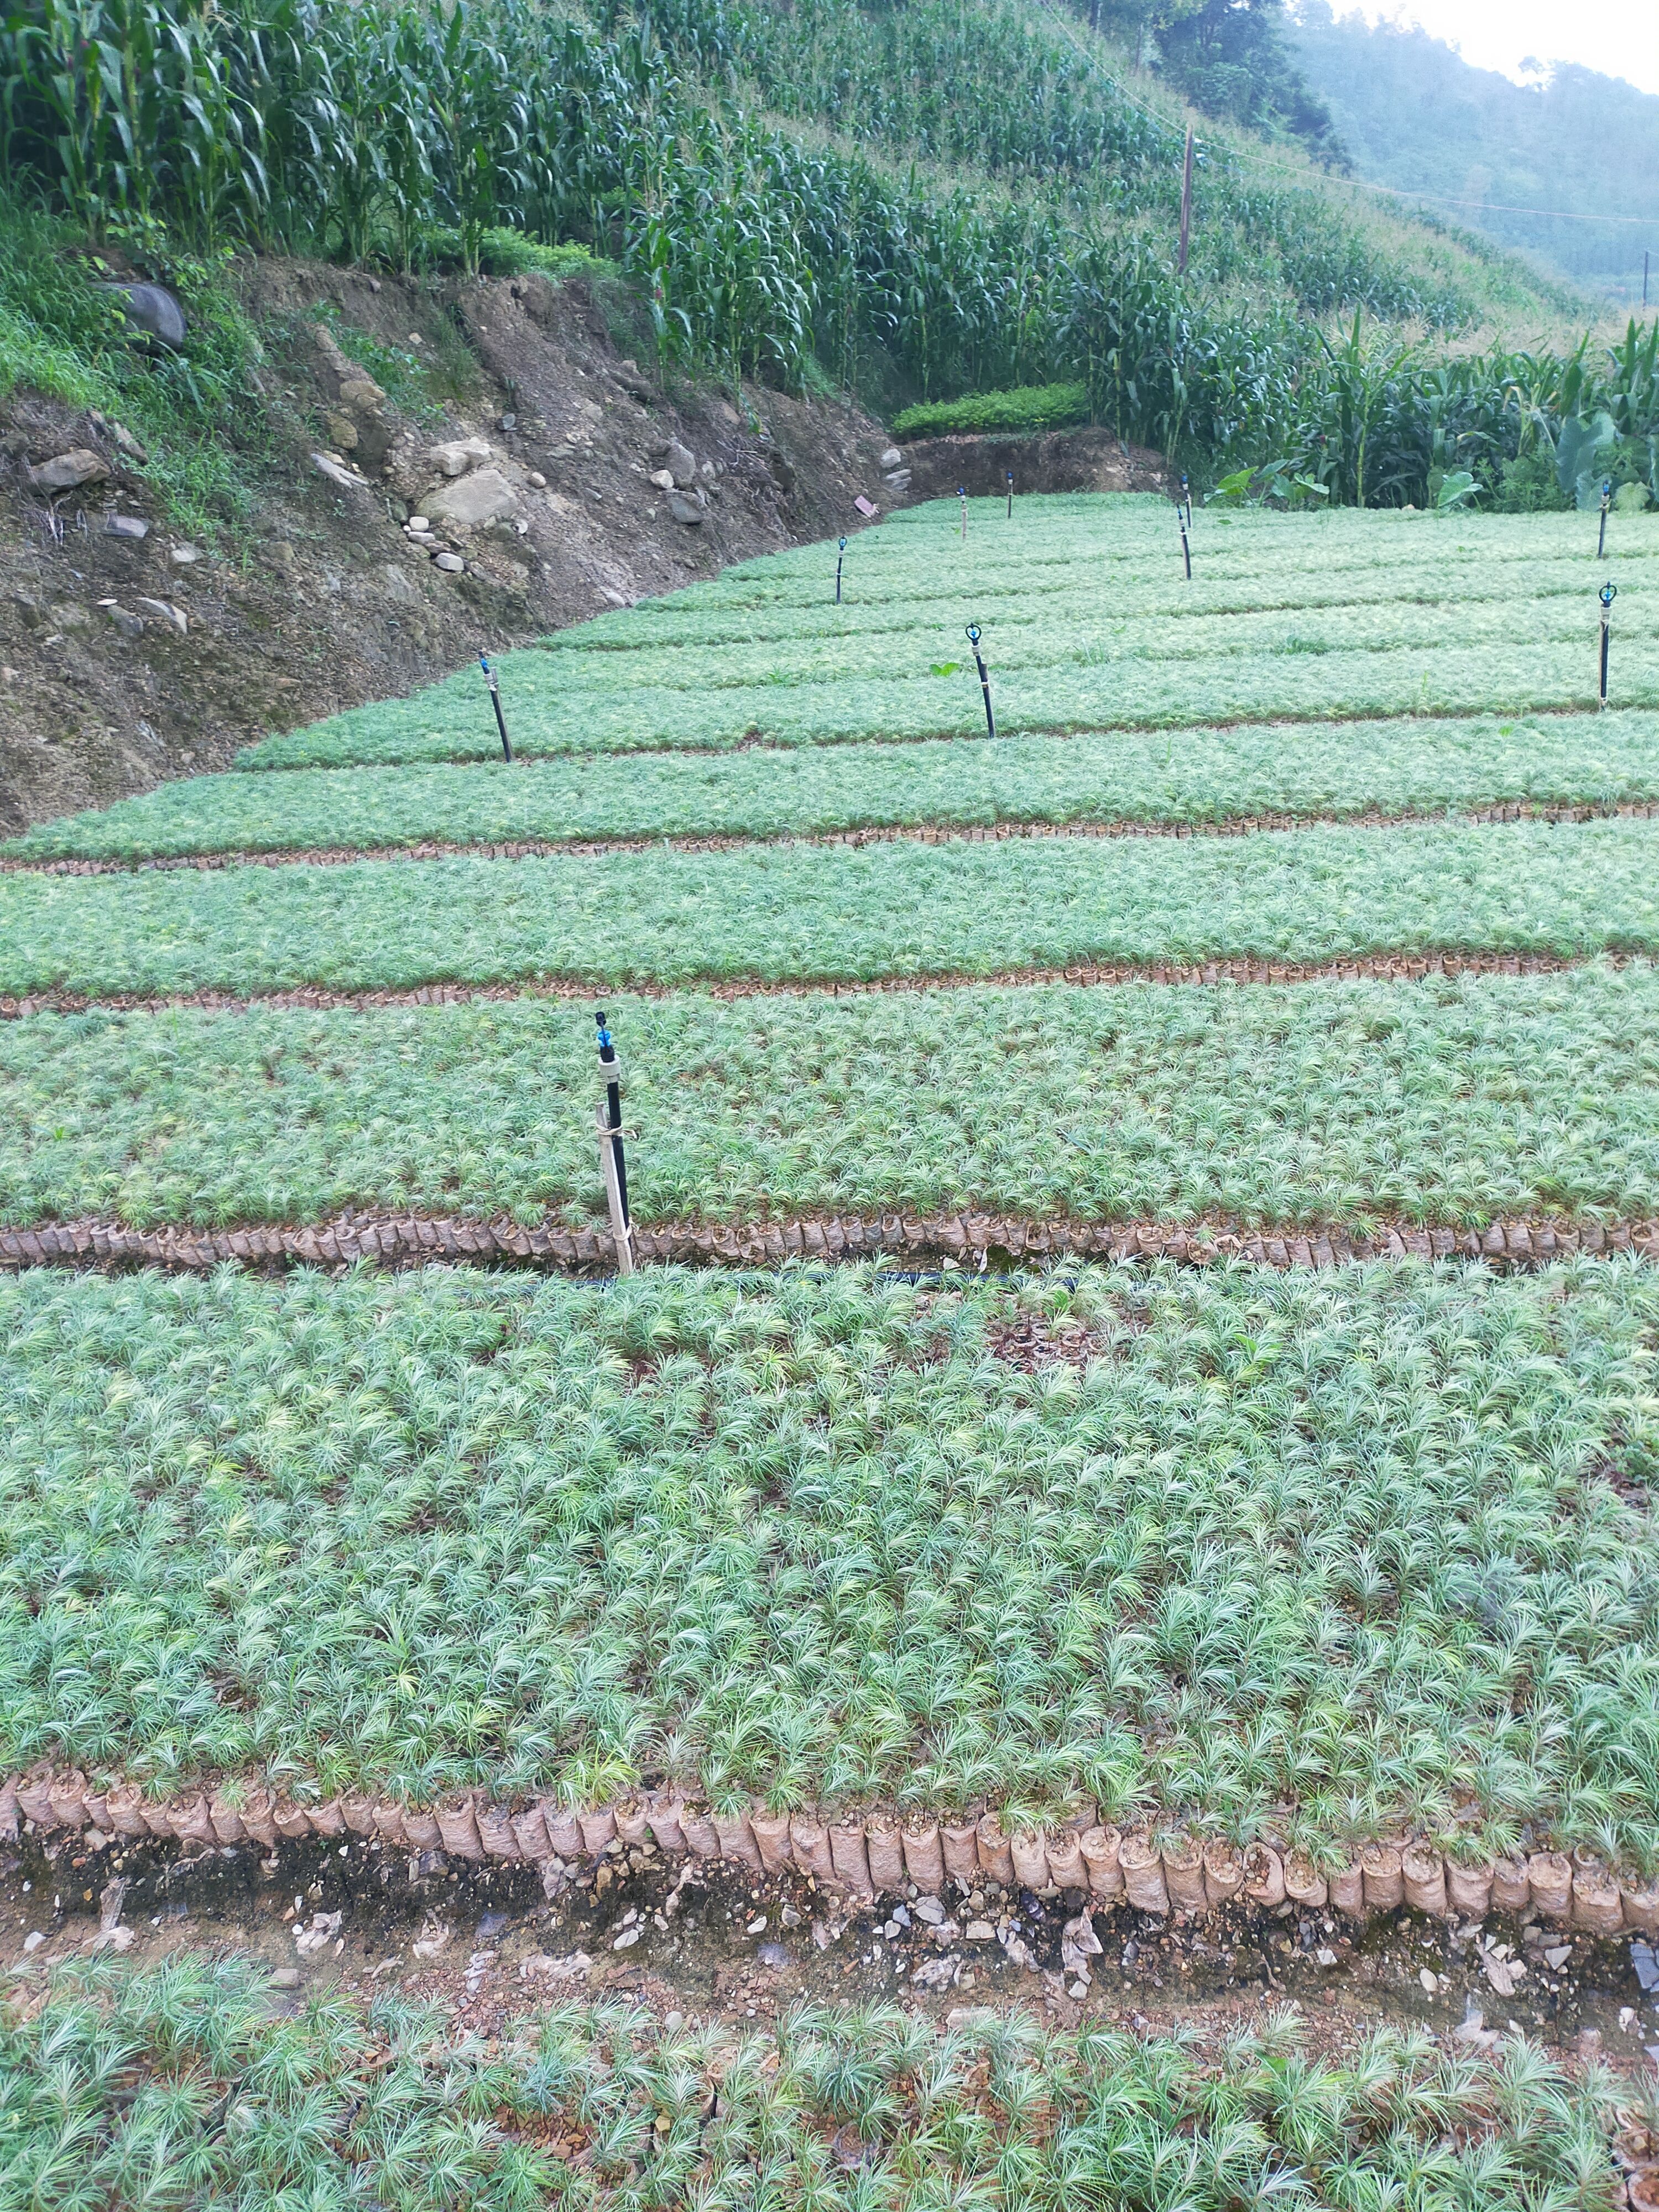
[594,1010,634,1275]
[1177,125,1194,276]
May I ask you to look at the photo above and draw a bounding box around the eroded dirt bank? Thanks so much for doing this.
[0,260,900,834]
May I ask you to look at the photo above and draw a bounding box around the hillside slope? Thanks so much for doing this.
[1286,2,1659,307]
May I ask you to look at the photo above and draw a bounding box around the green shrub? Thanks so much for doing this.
[890,380,1091,438]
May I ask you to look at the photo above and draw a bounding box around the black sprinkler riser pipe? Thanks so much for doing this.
[479,650,512,761]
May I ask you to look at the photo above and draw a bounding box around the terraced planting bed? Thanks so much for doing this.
[6,497,1659,2155]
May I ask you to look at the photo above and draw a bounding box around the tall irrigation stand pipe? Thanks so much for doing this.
[478,651,512,762]
[1178,504,1192,582]
[1006,471,1013,519]
[1599,481,1611,560]
[835,535,847,604]
[958,486,968,541]
[967,622,996,740]
[1180,472,1192,529]
[594,1010,634,1274]
[1600,581,1617,708]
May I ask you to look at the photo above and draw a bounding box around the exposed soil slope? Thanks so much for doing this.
[0,260,905,834]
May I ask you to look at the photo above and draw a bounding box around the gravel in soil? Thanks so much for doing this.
[6,1828,1657,2078]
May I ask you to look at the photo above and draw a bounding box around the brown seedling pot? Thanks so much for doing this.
[1283,1851,1328,1909]
[829,1822,875,1896]
[546,1804,587,1858]
[712,1810,762,1869]
[864,1815,906,1895]
[1203,1841,1244,1910]
[1119,1831,1170,1914]
[1079,1825,1125,1900]
[976,1813,1015,1885]
[1360,1843,1404,1912]
[579,1807,619,1855]
[207,1793,248,1846]
[510,1806,550,1858]
[1620,1876,1659,1935]
[1400,1844,1447,1917]
[308,1799,347,1840]
[1010,1829,1051,1891]
[790,1814,835,1884]
[476,1804,521,1858]
[941,1822,980,1883]
[435,1800,484,1859]
[47,1773,88,1829]
[273,1798,314,1841]
[1160,1834,1207,1913]
[402,1806,443,1851]
[901,1821,946,1892]
[1444,1858,1493,1917]
[1243,1843,1286,1907]
[340,1791,378,1838]
[240,1786,281,1848]
[1490,1858,1532,1916]
[1046,1830,1086,1890]
[680,1806,720,1859]
[1329,1862,1365,1917]
[751,1812,795,1875]
[1571,1864,1625,1936]
[614,1799,652,1846]
[1526,1851,1573,1922]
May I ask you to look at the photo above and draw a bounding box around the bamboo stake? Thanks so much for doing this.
[1177,126,1194,276]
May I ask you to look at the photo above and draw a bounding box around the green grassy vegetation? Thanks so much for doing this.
[6,1963,1626,2211]
[4,1259,1658,1854]
[7,817,1659,1001]
[217,501,1658,771]
[4,0,1657,497]
[7,492,1659,1875]
[16,709,1659,863]
[0,194,272,537]
[891,381,1092,437]
[4,966,1656,1233]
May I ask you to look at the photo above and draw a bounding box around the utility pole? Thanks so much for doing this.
[1178,126,1194,277]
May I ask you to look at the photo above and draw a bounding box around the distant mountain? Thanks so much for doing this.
[1286,3,1659,305]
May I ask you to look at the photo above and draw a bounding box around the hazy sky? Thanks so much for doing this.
[1343,0,1659,97]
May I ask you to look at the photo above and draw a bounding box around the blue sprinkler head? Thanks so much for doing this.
[1600,581,1618,609]
[1603,479,1613,498]
[838,535,848,552]
[478,650,492,676]
[595,1009,614,1058]
[966,622,982,647]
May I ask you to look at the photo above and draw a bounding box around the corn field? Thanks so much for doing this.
[2,0,1658,493]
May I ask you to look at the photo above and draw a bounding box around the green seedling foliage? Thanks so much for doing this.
[891,380,1092,436]
[3,964,1658,1229]
[14,707,1659,862]
[0,1961,1624,2204]
[219,499,1659,772]
[2,1259,1658,1851]
[6,816,1659,1000]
